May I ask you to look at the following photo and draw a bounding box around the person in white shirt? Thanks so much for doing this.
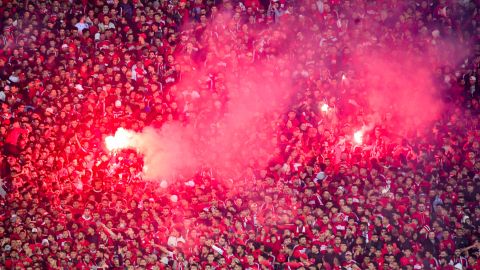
[75,16,89,33]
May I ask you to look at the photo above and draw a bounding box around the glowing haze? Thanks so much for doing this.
[104,7,468,182]
[104,14,298,182]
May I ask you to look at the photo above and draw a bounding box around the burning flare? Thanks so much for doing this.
[321,103,329,113]
[105,128,135,152]
[353,130,364,145]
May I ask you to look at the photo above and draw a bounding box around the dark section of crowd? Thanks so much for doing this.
[0,0,479,269]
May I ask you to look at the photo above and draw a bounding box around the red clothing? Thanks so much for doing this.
[412,211,431,226]
[5,127,28,145]
[400,255,417,267]
[374,257,385,269]
[76,260,94,270]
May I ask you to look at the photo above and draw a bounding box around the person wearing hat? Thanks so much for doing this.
[342,250,360,269]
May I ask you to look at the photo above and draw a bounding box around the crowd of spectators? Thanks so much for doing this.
[1,0,480,269]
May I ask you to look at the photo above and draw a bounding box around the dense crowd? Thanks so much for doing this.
[1,0,480,270]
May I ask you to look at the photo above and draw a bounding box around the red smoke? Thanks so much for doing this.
[121,14,299,183]
[109,7,469,183]
[349,49,445,136]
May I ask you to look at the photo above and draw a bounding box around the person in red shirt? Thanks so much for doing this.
[4,121,28,155]
[467,255,480,270]
[292,234,308,256]
[243,254,261,270]
[373,249,386,269]
[399,248,417,268]
[75,252,94,269]
[440,230,456,254]
[411,203,431,226]
[265,234,282,257]
[201,253,219,268]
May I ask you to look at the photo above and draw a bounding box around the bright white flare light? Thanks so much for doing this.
[105,128,134,152]
[321,103,329,113]
[353,130,364,144]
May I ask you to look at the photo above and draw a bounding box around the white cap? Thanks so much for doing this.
[316,171,326,180]
[454,263,463,269]
[115,100,122,108]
